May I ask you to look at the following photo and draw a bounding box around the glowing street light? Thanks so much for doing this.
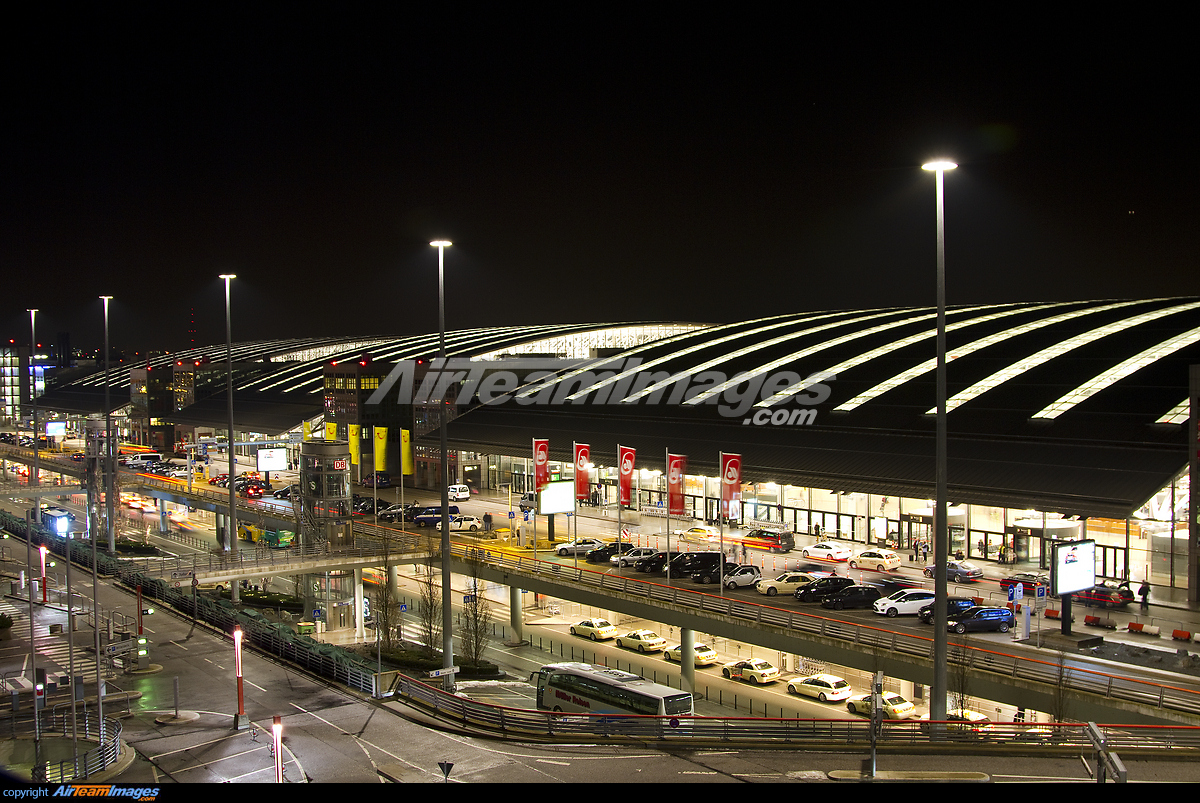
[429,240,455,691]
[272,716,284,782]
[220,274,237,557]
[921,158,956,722]
[233,625,248,729]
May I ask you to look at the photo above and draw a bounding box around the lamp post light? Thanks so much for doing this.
[220,275,237,558]
[232,625,248,729]
[429,240,455,691]
[100,297,115,553]
[272,715,284,782]
[922,158,956,722]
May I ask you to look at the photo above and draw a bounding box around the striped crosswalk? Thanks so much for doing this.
[0,599,99,691]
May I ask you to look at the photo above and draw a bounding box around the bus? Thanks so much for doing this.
[532,663,694,716]
[238,523,295,548]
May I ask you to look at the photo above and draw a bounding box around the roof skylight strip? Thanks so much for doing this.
[752,303,1059,408]
[835,299,1148,412]
[1156,400,1189,425]
[621,308,924,404]
[939,300,1200,414]
[1033,325,1200,419]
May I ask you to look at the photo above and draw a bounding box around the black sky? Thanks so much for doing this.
[3,11,1195,355]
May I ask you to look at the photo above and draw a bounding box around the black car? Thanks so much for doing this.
[584,542,635,564]
[794,575,856,602]
[821,584,883,610]
[1075,581,1134,608]
[634,551,682,573]
[272,484,298,500]
[999,572,1049,595]
[682,553,735,584]
[947,606,1015,634]
[378,502,422,522]
[918,596,978,624]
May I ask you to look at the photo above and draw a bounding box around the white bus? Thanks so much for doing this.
[532,662,694,717]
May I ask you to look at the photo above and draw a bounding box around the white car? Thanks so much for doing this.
[556,538,606,556]
[722,659,780,684]
[570,618,617,641]
[615,630,667,653]
[787,674,853,702]
[755,571,820,597]
[675,525,720,542]
[447,484,471,501]
[724,564,762,589]
[435,515,483,532]
[801,541,852,561]
[873,588,936,617]
[613,547,658,567]
[664,643,720,666]
[847,692,917,720]
[849,548,902,571]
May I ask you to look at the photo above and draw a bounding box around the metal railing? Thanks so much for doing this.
[25,711,124,782]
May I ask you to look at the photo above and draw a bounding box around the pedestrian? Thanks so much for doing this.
[922,542,929,564]
[1138,581,1150,611]
[482,511,493,532]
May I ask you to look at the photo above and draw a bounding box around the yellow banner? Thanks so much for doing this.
[401,429,413,476]
[303,421,311,441]
[348,424,361,465]
[325,421,337,441]
[374,426,388,472]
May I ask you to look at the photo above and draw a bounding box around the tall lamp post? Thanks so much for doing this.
[220,275,237,556]
[430,240,454,690]
[100,297,114,553]
[922,159,956,722]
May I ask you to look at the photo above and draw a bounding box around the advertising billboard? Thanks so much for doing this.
[45,421,67,438]
[538,480,575,515]
[256,448,287,472]
[1051,539,1095,596]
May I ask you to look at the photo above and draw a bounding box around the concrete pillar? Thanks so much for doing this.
[157,498,169,534]
[506,585,525,646]
[388,565,402,601]
[680,628,696,693]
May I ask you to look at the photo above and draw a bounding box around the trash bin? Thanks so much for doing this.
[296,621,315,635]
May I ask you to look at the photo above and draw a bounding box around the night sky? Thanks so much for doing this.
[3,11,1195,356]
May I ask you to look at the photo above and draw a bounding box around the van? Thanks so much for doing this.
[124,452,163,469]
[519,491,537,512]
[413,505,460,527]
[447,484,471,501]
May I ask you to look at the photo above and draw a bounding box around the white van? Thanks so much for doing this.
[448,484,471,501]
[124,452,163,469]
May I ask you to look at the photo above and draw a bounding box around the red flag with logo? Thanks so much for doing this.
[720,452,742,521]
[617,445,636,507]
[667,453,686,516]
[574,443,590,501]
[533,438,549,492]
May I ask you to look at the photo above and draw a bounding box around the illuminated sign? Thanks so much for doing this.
[1051,539,1095,596]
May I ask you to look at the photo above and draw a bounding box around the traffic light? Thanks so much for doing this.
[34,668,46,709]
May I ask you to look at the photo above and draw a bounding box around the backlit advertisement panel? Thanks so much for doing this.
[538,480,575,515]
[257,448,287,472]
[1051,539,1095,596]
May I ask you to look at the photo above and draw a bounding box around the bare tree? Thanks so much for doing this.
[415,532,441,656]
[459,550,493,667]
[1050,649,1073,724]
[949,635,972,713]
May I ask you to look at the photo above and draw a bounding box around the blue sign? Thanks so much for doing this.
[399,603,408,612]
[463,594,476,603]
[508,511,515,519]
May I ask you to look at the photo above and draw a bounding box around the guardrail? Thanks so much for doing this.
[26,711,124,782]
[381,669,1200,751]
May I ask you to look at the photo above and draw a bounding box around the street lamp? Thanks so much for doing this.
[922,158,956,722]
[220,275,237,556]
[429,240,454,691]
[100,296,114,553]
[232,624,248,729]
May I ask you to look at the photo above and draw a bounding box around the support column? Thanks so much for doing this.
[157,498,169,534]
[506,585,525,646]
[680,627,696,693]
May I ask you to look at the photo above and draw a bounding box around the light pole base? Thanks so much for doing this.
[232,712,251,730]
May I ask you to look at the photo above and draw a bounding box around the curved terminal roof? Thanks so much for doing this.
[45,299,1199,517]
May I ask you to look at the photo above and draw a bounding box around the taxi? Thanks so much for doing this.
[846,691,917,719]
[615,629,667,653]
[570,618,617,641]
[722,658,781,684]
[849,548,902,571]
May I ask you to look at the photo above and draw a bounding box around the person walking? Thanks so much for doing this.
[922,541,929,564]
[1138,580,1151,611]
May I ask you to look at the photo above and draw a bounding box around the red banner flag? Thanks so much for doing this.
[720,452,742,522]
[574,443,590,501]
[533,438,549,492]
[618,445,636,507]
[667,453,686,516]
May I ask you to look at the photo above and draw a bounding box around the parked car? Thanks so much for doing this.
[873,588,937,617]
[821,584,883,610]
[634,551,682,573]
[722,659,780,684]
[756,571,821,597]
[923,559,984,583]
[999,572,1050,595]
[801,541,853,561]
[849,548,902,571]
[570,618,617,640]
[362,472,391,488]
[668,551,728,581]
[613,547,658,567]
[272,484,298,500]
[947,606,1015,634]
[664,642,720,666]
[412,505,460,527]
[1075,580,1134,608]
[378,503,421,522]
[847,692,917,719]
[794,575,856,602]
[586,542,634,564]
[917,596,978,624]
[787,674,853,702]
[615,630,666,652]
[723,564,762,589]
[555,538,606,556]
[447,484,471,501]
[435,515,483,532]
[518,491,537,512]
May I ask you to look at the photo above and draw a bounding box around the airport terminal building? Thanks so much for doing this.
[35,297,1200,600]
